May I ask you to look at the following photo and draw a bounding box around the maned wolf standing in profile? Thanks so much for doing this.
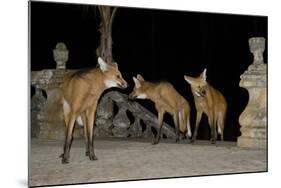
[129,74,191,144]
[60,57,128,164]
[184,69,227,144]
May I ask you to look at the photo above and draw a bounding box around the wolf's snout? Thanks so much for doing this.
[122,82,128,89]
[118,80,128,89]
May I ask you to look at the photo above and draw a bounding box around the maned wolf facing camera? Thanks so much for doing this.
[129,74,191,144]
[184,69,227,144]
[60,57,128,164]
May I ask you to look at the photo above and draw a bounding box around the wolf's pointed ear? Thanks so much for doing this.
[133,77,141,88]
[201,68,207,81]
[184,75,193,85]
[98,57,108,72]
[137,74,145,82]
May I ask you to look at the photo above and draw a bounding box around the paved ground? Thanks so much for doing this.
[29,138,267,187]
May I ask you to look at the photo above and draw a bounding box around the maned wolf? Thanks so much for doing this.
[129,74,191,144]
[184,69,227,144]
[60,57,128,164]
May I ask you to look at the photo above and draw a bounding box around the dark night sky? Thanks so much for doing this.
[30,1,267,141]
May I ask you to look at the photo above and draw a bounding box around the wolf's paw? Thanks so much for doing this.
[61,157,69,164]
[60,153,70,164]
[152,140,159,145]
[210,139,216,144]
[180,135,187,140]
[189,138,196,144]
[89,154,98,161]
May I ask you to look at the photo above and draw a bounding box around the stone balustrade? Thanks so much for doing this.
[237,37,267,148]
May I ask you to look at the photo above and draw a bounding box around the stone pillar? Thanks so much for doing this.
[31,87,47,138]
[53,42,68,69]
[112,102,130,137]
[237,37,267,148]
[128,118,143,137]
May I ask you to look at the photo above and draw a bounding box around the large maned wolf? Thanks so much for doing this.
[129,74,191,144]
[184,69,227,144]
[60,57,128,164]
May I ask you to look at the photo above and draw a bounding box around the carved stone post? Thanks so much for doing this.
[237,37,267,148]
[53,42,68,69]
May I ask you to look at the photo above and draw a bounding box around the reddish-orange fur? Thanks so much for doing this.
[129,74,191,144]
[184,69,227,144]
[60,57,128,163]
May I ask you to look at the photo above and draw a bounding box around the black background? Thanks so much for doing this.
[30,1,267,141]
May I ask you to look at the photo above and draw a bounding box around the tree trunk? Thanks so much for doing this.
[96,6,118,64]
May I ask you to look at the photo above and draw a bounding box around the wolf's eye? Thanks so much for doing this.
[116,75,121,79]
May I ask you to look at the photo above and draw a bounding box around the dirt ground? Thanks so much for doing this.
[29,138,267,187]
